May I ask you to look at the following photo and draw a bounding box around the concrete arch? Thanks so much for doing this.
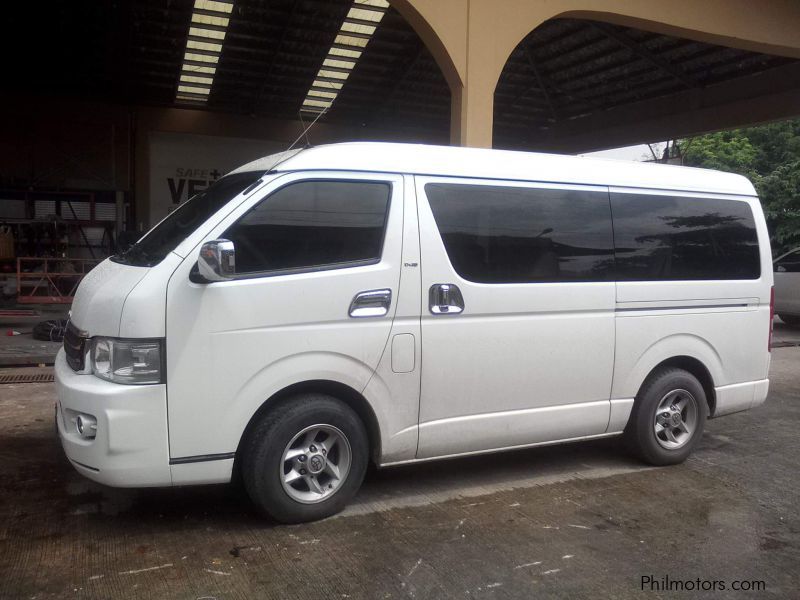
[399,0,800,148]
[494,2,800,89]
[389,0,464,91]
[388,0,466,144]
[556,9,800,60]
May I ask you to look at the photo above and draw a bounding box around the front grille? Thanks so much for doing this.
[63,321,87,371]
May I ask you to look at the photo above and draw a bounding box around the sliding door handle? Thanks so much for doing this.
[429,283,464,315]
[349,289,392,318]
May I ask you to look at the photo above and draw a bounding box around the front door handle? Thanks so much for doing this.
[429,283,464,315]
[349,289,392,318]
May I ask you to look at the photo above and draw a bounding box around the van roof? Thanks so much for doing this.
[234,142,756,197]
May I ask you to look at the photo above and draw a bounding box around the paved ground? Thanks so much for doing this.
[0,306,67,366]
[773,317,800,348]
[0,349,798,599]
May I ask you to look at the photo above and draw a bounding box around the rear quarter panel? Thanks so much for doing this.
[612,191,772,402]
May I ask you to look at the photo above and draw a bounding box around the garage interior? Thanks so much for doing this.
[1,0,799,307]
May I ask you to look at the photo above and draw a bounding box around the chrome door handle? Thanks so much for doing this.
[349,289,392,318]
[429,283,464,315]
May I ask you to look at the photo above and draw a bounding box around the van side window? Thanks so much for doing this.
[223,180,391,274]
[611,193,760,281]
[424,183,614,283]
[775,249,800,273]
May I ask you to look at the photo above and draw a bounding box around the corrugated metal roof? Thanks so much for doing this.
[2,3,796,150]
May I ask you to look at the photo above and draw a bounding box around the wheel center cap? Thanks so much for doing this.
[670,412,682,426]
[308,454,325,474]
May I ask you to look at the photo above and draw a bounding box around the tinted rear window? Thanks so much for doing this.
[611,193,760,281]
[425,183,614,283]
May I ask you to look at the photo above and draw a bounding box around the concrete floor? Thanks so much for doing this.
[1,349,798,599]
[0,306,67,366]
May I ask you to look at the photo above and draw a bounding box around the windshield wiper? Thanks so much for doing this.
[113,243,155,266]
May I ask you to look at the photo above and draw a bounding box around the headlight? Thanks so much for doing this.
[90,337,164,385]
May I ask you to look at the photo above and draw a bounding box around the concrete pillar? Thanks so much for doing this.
[450,66,496,148]
[392,0,499,148]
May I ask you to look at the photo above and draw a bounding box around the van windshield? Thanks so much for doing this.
[112,171,263,267]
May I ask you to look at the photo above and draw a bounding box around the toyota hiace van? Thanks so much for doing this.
[56,143,772,522]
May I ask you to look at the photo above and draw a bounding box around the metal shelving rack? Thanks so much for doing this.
[0,189,123,304]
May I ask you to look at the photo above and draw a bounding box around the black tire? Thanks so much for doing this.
[624,368,708,466]
[779,314,800,328]
[32,319,68,342]
[241,394,368,523]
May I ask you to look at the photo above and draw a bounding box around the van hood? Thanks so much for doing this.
[69,258,149,336]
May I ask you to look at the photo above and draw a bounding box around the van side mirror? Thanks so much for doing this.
[197,239,236,282]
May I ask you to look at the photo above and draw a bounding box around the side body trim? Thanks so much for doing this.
[380,432,623,468]
[169,452,236,465]
[616,303,748,313]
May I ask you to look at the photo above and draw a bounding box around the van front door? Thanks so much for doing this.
[166,172,404,465]
[415,177,616,459]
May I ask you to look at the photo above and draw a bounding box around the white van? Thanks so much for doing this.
[56,142,773,523]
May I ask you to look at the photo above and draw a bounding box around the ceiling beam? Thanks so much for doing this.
[590,22,699,90]
[249,0,302,115]
[516,61,800,153]
[358,40,428,125]
[523,44,558,122]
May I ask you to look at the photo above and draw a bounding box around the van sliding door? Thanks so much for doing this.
[415,177,616,459]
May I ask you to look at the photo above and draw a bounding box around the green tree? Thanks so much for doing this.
[680,119,800,254]
[759,160,800,251]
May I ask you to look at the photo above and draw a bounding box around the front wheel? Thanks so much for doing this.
[624,368,708,466]
[241,394,368,523]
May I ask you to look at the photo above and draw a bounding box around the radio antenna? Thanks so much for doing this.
[297,110,312,148]
[261,107,329,174]
[286,107,328,153]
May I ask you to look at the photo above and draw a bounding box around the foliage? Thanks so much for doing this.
[680,119,800,254]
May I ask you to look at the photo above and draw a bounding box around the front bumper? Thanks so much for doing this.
[54,349,172,487]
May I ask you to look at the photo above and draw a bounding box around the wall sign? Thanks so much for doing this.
[148,131,283,226]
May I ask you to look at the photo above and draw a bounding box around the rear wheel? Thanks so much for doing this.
[241,394,368,523]
[779,314,800,328]
[624,368,708,465]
